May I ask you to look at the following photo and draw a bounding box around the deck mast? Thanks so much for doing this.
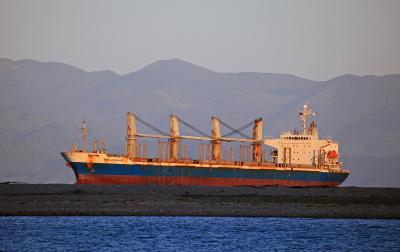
[81,118,88,152]
[299,104,316,134]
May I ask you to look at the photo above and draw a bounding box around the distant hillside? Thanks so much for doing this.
[0,58,399,186]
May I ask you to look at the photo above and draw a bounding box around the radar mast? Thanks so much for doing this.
[299,103,317,134]
[81,118,88,152]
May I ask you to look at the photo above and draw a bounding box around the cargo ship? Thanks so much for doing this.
[61,104,349,187]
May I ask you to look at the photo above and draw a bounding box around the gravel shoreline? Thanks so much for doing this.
[1,185,399,219]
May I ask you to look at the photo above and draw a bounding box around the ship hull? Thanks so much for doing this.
[68,162,349,187]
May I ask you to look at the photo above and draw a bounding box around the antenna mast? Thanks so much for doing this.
[299,104,317,134]
[81,118,88,152]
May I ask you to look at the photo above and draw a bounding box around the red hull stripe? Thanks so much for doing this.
[77,174,340,187]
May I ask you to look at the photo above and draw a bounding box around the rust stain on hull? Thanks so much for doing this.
[77,174,342,187]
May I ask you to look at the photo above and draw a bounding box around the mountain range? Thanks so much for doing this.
[0,58,399,186]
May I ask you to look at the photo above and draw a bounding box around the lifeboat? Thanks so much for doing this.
[327,150,338,159]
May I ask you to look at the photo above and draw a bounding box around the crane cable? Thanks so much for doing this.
[174,116,211,138]
[135,114,255,140]
[220,119,254,139]
[135,115,169,136]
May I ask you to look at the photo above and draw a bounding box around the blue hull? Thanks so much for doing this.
[69,162,349,187]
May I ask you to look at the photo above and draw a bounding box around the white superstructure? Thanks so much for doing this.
[264,104,341,170]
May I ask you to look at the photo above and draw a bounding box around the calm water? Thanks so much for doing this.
[1,217,399,251]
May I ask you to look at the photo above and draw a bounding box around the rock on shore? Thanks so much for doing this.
[0,185,399,219]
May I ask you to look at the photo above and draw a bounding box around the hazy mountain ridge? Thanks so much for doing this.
[0,58,399,186]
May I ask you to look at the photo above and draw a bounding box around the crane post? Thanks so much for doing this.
[127,112,137,158]
[169,114,180,160]
[252,118,263,162]
[211,116,222,162]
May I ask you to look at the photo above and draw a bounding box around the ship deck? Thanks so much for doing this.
[90,153,349,174]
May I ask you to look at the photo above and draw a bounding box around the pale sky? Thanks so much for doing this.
[0,0,399,80]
